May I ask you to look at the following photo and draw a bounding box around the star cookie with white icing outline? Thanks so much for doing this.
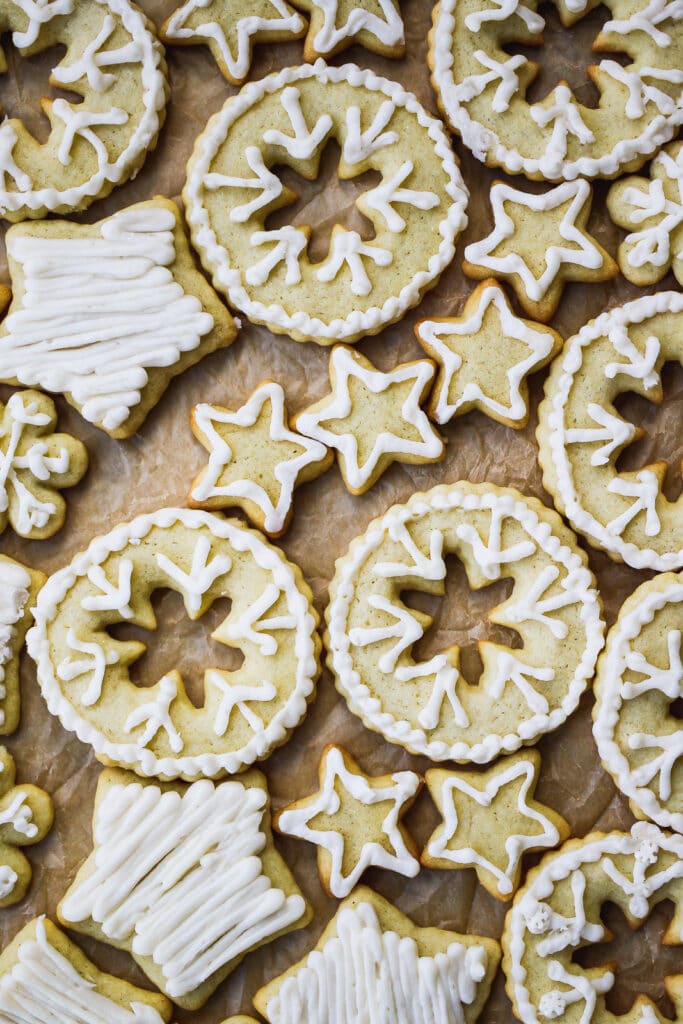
[463,179,617,322]
[0,747,53,908]
[292,0,405,59]
[189,382,332,537]
[416,280,563,427]
[274,744,421,898]
[161,0,307,84]
[422,750,570,900]
[293,346,444,494]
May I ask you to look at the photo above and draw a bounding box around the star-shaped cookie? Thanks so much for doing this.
[293,0,405,59]
[189,381,332,537]
[274,744,422,897]
[421,751,570,900]
[416,280,563,427]
[161,0,307,84]
[463,180,617,322]
[293,346,444,494]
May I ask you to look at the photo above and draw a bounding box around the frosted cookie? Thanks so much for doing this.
[274,744,421,897]
[607,141,683,287]
[184,60,468,344]
[537,291,683,571]
[294,346,444,493]
[27,508,321,780]
[293,0,405,60]
[0,917,172,1022]
[429,0,683,182]
[254,886,501,1024]
[189,382,332,536]
[161,0,306,84]
[593,572,683,834]
[463,180,617,322]
[58,767,310,1010]
[0,747,53,908]
[325,481,604,764]
[0,390,87,540]
[416,280,563,427]
[0,556,44,735]
[503,823,683,1024]
[0,0,168,221]
[0,198,237,438]
[422,751,570,900]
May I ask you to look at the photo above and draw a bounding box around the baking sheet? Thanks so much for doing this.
[0,1,681,1020]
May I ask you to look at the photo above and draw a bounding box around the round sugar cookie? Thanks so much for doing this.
[593,572,683,834]
[0,0,168,221]
[503,823,683,1024]
[183,60,468,345]
[537,291,683,572]
[325,482,604,764]
[429,0,683,182]
[27,508,321,780]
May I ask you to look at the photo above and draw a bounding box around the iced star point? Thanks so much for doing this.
[296,0,405,59]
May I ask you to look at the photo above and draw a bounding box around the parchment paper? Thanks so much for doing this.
[0,2,681,1021]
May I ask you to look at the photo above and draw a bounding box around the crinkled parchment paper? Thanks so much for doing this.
[0,2,680,1021]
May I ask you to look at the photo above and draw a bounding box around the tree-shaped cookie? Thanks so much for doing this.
[463,180,617,321]
[416,280,563,427]
[0,747,53,908]
[274,744,421,897]
[0,390,87,540]
[607,141,683,287]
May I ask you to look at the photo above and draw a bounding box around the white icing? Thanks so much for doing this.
[206,674,277,737]
[59,777,306,1000]
[276,745,420,897]
[82,560,134,619]
[190,382,329,535]
[205,146,283,224]
[263,86,333,160]
[565,403,637,466]
[0,918,167,1024]
[327,485,604,764]
[0,792,37,839]
[155,534,232,615]
[222,583,297,655]
[529,87,594,175]
[162,0,305,82]
[0,207,215,432]
[0,560,31,723]
[0,0,167,218]
[456,505,535,580]
[538,961,614,1024]
[600,62,683,120]
[502,565,583,640]
[0,866,18,900]
[358,160,439,233]
[601,823,683,917]
[315,229,392,297]
[523,871,604,956]
[245,227,308,287]
[28,509,319,779]
[295,347,442,491]
[123,673,183,754]
[183,60,468,343]
[465,0,544,33]
[375,521,446,581]
[616,147,683,270]
[538,291,682,571]
[464,180,606,303]
[451,50,526,115]
[602,0,683,44]
[427,757,564,896]
[308,0,404,54]
[264,901,489,1024]
[417,283,558,425]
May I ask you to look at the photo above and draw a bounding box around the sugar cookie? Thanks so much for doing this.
[503,823,683,1024]
[537,290,683,571]
[607,141,683,287]
[429,0,683,181]
[0,556,44,735]
[161,0,306,84]
[0,198,237,438]
[293,0,404,59]
[294,346,443,493]
[58,767,310,1010]
[593,572,683,834]
[274,744,421,897]
[27,508,321,780]
[0,0,168,221]
[416,280,563,427]
[422,751,570,900]
[0,917,172,1022]
[0,390,87,540]
[463,179,617,322]
[0,747,53,907]
[254,886,501,1024]
[326,481,604,764]
[184,60,468,344]
[189,382,332,536]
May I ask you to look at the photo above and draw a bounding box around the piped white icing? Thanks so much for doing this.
[307,0,404,54]
[0,560,31,727]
